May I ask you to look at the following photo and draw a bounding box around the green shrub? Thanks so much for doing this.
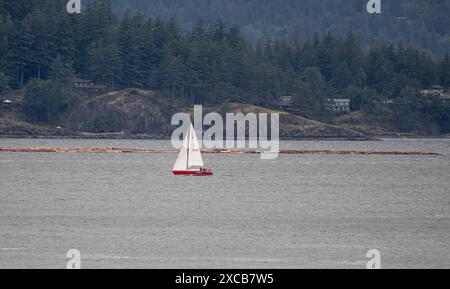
[22,80,68,123]
[90,110,122,133]
[128,88,139,95]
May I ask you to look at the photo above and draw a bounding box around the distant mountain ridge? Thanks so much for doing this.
[112,0,450,57]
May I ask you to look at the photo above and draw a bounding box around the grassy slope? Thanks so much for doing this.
[1,89,369,139]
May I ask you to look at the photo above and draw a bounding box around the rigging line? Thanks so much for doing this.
[186,124,190,169]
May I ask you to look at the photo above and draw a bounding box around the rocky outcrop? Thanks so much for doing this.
[213,103,369,139]
[67,91,370,139]
[2,89,370,139]
[0,117,73,137]
[67,89,174,137]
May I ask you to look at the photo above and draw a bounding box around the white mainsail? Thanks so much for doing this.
[173,123,204,171]
[187,123,204,169]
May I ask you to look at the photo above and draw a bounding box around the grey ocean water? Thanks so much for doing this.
[0,138,449,269]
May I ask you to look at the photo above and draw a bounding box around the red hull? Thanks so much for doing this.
[173,170,213,176]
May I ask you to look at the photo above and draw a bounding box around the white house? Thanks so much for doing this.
[277,95,294,109]
[325,98,351,113]
[421,85,444,97]
[71,78,95,88]
[441,92,450,102]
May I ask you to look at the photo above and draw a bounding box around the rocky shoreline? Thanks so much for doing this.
[0,146,442,156]
[1,132,448,141]
[1,88,449,141]
[0,134,375,141]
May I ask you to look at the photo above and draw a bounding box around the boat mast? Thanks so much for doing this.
[186,124,190,169]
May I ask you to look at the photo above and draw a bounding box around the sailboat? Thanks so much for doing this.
[173,123,213,176]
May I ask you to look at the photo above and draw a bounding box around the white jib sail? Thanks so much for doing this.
[173,123,204,171]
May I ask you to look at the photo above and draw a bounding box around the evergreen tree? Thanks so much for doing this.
[0,14,12,76]
[440,52,450,88]
[1,0,449,133]
[317,33,335,81]
[118,12,146,88]
[87,36,121,88]
[9,14,34,88]
[22,79,68,123]
[0,72,9,94]
[49,54,73,83]
[25,9,52,80]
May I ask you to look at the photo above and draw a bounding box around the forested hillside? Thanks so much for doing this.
[0,0,449,134]
[113,0,450,58]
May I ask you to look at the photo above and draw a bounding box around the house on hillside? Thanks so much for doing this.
[421,85,444,97]
[70,76,107,94]
[421,85,450,103]
[441,92,450,103]
[381,99,394,104]
[325,98,351,113]
[373,98,394,105]
[72,78,95,88]
[276,95,294,110]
